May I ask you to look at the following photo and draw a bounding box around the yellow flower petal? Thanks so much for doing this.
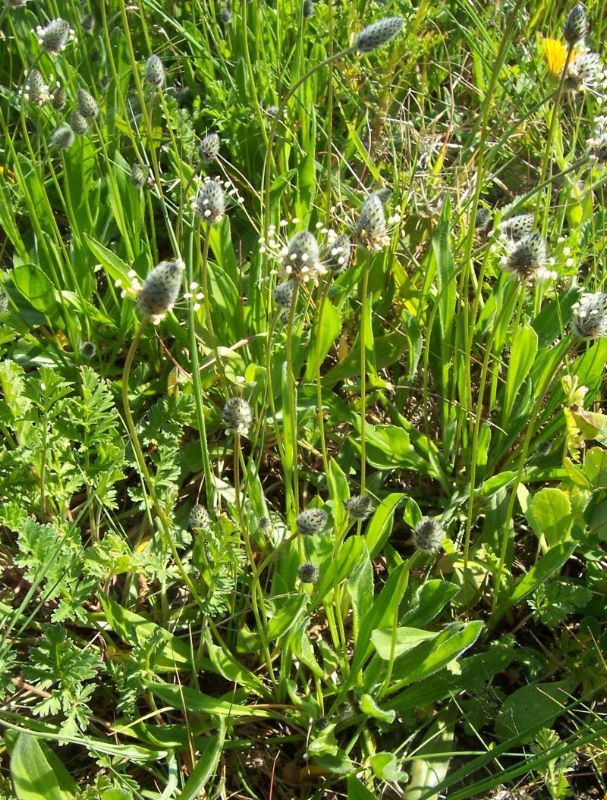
[540,37,574,78]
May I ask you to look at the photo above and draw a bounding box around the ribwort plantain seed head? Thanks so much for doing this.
[137,259,184,321]
[355,17,403,53]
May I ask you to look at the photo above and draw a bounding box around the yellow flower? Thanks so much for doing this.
[541,37,574,78]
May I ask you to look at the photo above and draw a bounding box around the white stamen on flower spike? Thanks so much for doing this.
[588,118,607,164]
[500,233,548,281]
[283,231,324,283]
[413,518,444,553]
[295,508,328,535]
[356,193,389,250]
[571,292,607,339]
[36,18,72,54]
[564,51,607,95]
[324,233,352,273]
[192,179,225,224]
[144,54,165,87]
[223,397,252,436]
[23,69,50,105]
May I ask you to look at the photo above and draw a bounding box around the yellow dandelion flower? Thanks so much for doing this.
[540,37,574,78]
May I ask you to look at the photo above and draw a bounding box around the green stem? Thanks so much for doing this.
[325,0,335,219]
[200,222,228,391]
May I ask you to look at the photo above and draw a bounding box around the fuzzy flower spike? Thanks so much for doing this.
[189,504,211,530]
[76,87,99,119]
[145,54,165,87]
[298,562,320,584]
[571,293,607,339]
[295,508,328,535]
[356,193,390,250]
[36,18,73,54]
[355,17,403,53]
[500,232,548,281]
[50,125,75,150]
[223,397,252,436]
[192,179,225,224]
[564,50,607,96]
[498,214,535,241]
[413,518,444,553]
[344,495,374,520]
[23,69,50,105]
[563,4,588,47]
[199,133,220,163]
[588,116,607,164]
[137,259,184,322]
[324,232,352,273]
[283,231,325,283]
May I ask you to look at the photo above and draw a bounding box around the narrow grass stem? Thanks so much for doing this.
[459,0,526,431]
[489,337,572,625]
[314,280,331,475]
[200,223,229,392]
[187,225,215,510]
[359,251,372,494]
[537,45,575,224]
[325,0,335,219]
[240,1,269,150]
[122,318,203,606]
[463,280,520,569]
[285,284,301,523]
[261,48,352,238]
[232,433,276,686]
[379,550,423,699]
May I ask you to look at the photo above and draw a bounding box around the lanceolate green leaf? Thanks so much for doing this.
[344,562,409,692]
[381,621,484,692]
[176,719,226,799]
[507,541,578,608]
[502,324,538,424]
[98,595,191,672]
[148,680,272,719]
[304,298,342,381]
[10,733,77,800]
[364,493,405,557]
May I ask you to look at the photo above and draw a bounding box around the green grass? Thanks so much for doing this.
[0,0,606,798]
